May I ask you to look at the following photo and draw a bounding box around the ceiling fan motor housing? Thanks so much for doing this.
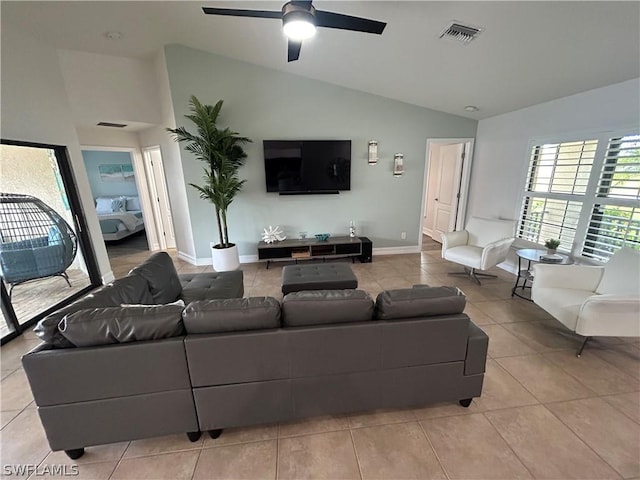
[282,2,316,28]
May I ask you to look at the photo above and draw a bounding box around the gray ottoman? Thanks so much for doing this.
[281,263,358,295]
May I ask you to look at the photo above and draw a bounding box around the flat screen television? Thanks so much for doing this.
[263,140,351,194]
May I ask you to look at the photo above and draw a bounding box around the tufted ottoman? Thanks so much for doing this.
[281,263,358,295]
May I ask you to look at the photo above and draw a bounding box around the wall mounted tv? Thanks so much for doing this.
[263,140,351,194]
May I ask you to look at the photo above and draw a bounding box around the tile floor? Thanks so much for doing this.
[1,247,639,480]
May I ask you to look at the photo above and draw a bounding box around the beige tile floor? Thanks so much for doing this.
[1,246,639,480]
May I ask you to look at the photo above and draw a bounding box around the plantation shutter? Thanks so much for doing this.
[582,135,640,260]
[518,140,597,250]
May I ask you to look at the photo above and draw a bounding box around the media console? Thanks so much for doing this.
[257,236,363,269]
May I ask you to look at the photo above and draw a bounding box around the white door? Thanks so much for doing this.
[143,147,176,249]
[427,143,464,242]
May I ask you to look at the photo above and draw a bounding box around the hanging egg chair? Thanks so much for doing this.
[0,193,78,298]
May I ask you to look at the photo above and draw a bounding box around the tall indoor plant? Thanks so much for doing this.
[168,95,251,271]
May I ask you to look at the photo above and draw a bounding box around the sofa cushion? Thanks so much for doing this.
[58,304,185,347]
[128,252,182,304]
[282,289,374,327]
[33,276,151,348]
[180,271,244,303]
[595,247,640,295]
[182,297,280,334]
[109,275,154,305]
[375,286,466,320]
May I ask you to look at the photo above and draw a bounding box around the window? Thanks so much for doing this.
[518,132,640,261]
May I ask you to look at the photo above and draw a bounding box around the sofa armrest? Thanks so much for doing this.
[532,264,603,291]
[480,237,514,270]
[465,321,488,375]
[441,230,468,256]
[576,294,640,337]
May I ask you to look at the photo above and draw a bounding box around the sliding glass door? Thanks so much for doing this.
[0,140,101,343]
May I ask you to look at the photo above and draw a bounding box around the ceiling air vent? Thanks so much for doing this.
[97,122,127,128]
[439,21,483,45]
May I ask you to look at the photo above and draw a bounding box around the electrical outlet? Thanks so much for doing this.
[401,231,407,240]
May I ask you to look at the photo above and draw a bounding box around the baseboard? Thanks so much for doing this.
[240,254,259,264]
[177,251,199,265]
[102,271,115,284]
[373,246,421,255]
[182,253,260,266]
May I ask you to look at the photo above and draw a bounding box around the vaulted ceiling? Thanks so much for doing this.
[3,1,639,119]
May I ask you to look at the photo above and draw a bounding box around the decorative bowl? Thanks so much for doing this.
[315,233,331,241]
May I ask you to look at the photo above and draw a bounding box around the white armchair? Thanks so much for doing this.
[441,217,515,285]
[532,247,640,356]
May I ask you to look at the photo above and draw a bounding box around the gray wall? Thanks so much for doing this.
[82,150,139,198]
[165,45,477,259]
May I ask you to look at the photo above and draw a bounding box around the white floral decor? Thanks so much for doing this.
[262,225,286,244]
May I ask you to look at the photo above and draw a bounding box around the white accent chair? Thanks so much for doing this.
[532,247,640,357]
[441,217,515,285]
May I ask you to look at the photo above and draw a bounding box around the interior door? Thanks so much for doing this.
[143,147,176,249]
[431,144,464,242]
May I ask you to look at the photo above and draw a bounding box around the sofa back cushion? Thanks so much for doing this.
[128,252,182,304]
[182,297,281,334]
[33,274,153,348]
[375,286,466,320]
[58,304,185,347]
[466,217,515,248]
[282,289,374,327]
[596,247,640,295]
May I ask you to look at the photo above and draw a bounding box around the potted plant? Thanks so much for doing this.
[168,95,251,271]
[544,238,561,255]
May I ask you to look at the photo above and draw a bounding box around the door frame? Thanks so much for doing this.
[80,145,161,251]
[419,138,475,250]
[1,139,102,344]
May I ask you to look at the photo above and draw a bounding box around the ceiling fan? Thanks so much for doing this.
[202,1,386,62]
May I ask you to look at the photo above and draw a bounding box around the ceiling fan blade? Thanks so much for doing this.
[315,10,386,34]
[288,39,302,62]
[202,7,282,19]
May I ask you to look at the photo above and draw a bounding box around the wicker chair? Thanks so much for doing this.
[0,193,77,298]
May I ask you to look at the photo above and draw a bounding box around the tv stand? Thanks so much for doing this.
[258,236,362,269]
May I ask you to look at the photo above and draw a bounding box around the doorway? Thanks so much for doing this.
[420,139,474,248]
[0,140,101,343]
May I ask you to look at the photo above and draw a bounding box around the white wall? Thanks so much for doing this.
[58,49,161,127]
[165,45,478,262]
[471,78,640,271]
[1,25,113,282]
[76,126,142,149]
[137,49,196,262]
[470,78,640,221]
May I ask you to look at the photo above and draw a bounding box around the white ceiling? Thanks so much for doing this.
[3,1,639,119]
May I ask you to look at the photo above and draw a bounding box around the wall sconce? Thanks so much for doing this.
[393,153,404,177]
[368,140,378,165]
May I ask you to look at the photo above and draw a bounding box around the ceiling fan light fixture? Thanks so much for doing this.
[283,10,316,40]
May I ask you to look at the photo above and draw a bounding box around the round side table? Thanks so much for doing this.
[511,248,573,301]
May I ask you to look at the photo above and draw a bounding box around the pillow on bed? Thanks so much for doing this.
[125,196,141,211]
[95,197,114,214]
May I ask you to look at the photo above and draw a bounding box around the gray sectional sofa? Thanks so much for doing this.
[22,253,488,460]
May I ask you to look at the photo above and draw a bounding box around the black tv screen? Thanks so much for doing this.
[263,140,351,194]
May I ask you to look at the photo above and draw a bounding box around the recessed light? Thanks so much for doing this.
[105,31,123,40]
[464,105,479,112]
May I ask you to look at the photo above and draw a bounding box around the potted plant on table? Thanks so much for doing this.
[544,238,561,255]
[168,95,251,271]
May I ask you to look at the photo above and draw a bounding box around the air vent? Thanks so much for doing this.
[97,122,127,128]
[439,21,483,45]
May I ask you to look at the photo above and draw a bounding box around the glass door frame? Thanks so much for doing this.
[0,139,102,344]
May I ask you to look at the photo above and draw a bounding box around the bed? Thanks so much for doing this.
[95,196,145,242]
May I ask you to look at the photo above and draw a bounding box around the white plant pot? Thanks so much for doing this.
[211,243,240,272]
